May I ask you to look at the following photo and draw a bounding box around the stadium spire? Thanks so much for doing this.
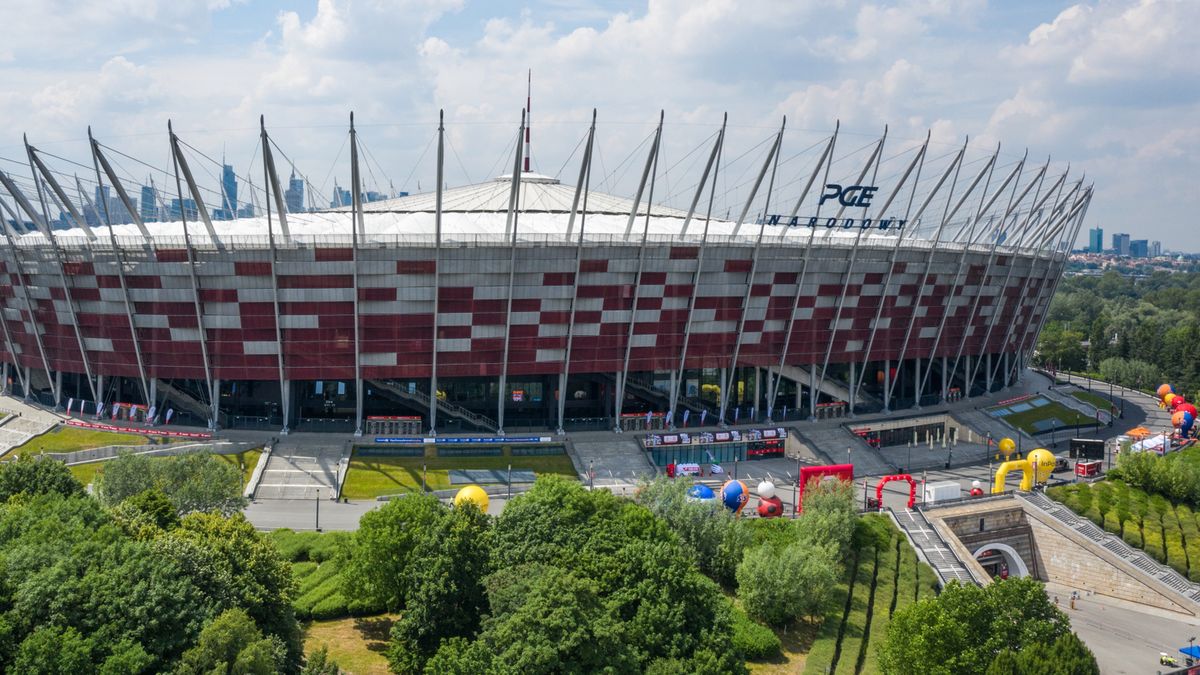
[524,69,531,172]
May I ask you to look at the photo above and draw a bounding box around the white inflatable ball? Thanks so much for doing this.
[757,481,776,499]
[971,480,982,489]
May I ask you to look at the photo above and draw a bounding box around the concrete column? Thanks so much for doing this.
[883,359,891,413]
[985,353,993,392]
[941,355,948,402]
[753,367,761,418]
[279,379,290,435]
[913,357,921,410]
[209,378,220,431]
[963,354,972,399]
[809,364,818,421]
[719,368,728,426]
[148,378,157,407]
[613,370,622,432]
[94,373,103,411]
[1,362,7,395]
[54,371,62,408]
[848,361,856,417]
[556,372,567,435]
[794,380,802,409]
[1002,352,1009,388]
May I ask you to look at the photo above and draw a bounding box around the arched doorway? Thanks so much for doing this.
[972,543,1030,579]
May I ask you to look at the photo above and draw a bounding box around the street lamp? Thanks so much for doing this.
[314,487,321,532]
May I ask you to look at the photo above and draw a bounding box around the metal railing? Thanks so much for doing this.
[371,380,498,432]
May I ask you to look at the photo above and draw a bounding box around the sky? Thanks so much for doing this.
[0,0,1195,248]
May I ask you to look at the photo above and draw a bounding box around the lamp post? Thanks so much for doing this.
[315,487,321,532]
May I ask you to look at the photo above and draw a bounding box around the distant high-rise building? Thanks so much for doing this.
[330,182,352,208]
[1129,239,1148,258]
[1150,240,1162,257]
[219,164,238,221]
[140,185,159,222]
[1112,232,1131,256]
[169,198,198,221]
[106,197,132,225]
[284,170,304,213]
[1088,226,1103,253]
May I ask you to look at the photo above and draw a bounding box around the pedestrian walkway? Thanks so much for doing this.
[568,434,655,485]
[254,446,340,500]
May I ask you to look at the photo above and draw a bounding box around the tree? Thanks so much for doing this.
[469,570,638,674]
[11,625,92,674]
[300,646,341,675]
[0,454,84,502]
[176,609,287,675]
[879,578,1080,675]
[340,494,448,613]
[123,488,181,530]
[164,512,301,669]
[736,543,836,626]
[634,477,751,585]
[795,477,857,562]
[96,452,247,516]
[386,504,490,672]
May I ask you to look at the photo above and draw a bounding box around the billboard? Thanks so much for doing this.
[1068,438,1105,460]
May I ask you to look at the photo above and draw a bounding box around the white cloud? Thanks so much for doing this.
[0,1,1194,245]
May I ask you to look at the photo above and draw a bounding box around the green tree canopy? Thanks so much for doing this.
[879,578,1090,675]
[96,451,247,516]
[0,454,84,502]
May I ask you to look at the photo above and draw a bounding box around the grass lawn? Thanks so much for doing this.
[7,426,148,457]
[304,615,395,675]
[1070,389,1117,412]
[992,397,1093,435]
[214,449,263,486]
[747,619,818,674]
[68,462,105,487]
[341,454,578,500]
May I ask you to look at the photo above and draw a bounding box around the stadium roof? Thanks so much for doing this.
[22,172,906,248]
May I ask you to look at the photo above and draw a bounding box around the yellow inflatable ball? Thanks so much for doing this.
[1026,448,1056,483]
[453,485,489,512]
[998,437,1016,455]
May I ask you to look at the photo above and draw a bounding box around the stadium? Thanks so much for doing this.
[0,113,1092,436]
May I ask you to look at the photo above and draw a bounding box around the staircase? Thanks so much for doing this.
[768,364,882,409]
[620,375,715,418]
[890,507,981,587]
[368,380,497,432]
[1020,491,1200,605]
[156,379,217,426]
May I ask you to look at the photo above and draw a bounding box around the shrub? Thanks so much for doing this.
[730,606,781,660]
[310,593,350,620]
[1102,509,1122,534]
[1121,519,1143,549]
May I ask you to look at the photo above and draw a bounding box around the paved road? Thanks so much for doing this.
[1045,581,1200,675]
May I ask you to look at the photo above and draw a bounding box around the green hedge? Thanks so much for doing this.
[833,543,878,675]
[730,605,781,660]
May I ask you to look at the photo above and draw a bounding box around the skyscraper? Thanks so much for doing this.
[1129,239,1148,258]
[1112,232,1131,256]
[1150,240,1162,257]
[1088,226,1103,253]
[140,185,158,223]
[220,164,238,220]
[285,169,304,213]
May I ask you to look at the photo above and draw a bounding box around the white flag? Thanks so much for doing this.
[165,408,174,424]
[682,409,690,426]
[700,410,707,426]
[148,405,157,423]
[710,464,724,475]
[96,402,104,418]
[66,397,74,415]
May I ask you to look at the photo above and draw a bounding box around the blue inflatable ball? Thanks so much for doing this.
[687,484,715,502]
[720,480,749,513]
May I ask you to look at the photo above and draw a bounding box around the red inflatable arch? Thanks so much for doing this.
[797,464,854,513]
[876,474,917,509]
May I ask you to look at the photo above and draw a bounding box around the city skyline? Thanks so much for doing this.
[0,1,1193,247]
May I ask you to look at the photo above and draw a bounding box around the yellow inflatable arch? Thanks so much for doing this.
[992,449,1056,494]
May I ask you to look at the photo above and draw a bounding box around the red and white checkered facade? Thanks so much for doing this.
[0,236,1060,383]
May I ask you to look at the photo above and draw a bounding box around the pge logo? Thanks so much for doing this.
[819,183,878,208]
